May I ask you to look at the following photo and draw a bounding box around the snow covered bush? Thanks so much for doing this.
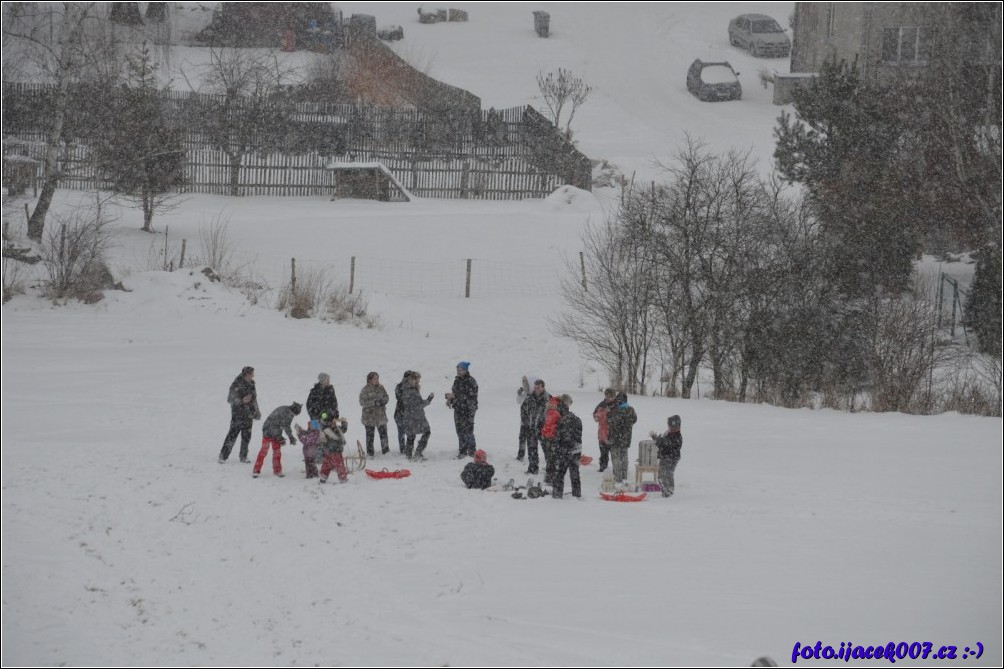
[39,206,115,303]
[276,267,376,328]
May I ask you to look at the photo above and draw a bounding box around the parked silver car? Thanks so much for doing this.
[686,59,742,102]
[728,14,791,58]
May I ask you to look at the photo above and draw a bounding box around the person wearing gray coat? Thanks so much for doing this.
[359,371,390,456]
[400,372,434,460]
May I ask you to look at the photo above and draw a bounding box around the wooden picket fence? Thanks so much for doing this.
[3,82,592,200]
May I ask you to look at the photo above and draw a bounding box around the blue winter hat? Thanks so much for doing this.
[457,361,471,371]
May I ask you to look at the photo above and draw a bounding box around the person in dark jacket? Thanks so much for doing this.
[592,388,616,472]
[606,392,637,483]
[460,449,495,489]
[650,415,683,497]
[401,372,434,460]
[219,366,261,463]
[552,394,583,499]
[393,371,412,454]
[307,372,339,421]
[445,361,478,458]
[537,395,561,482]
[253,402,302,478]
[520,378,550,473]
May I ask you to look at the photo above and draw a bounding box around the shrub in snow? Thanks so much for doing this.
[40,208,116,304]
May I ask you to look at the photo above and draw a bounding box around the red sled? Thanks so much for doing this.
[579,455,593,466]
[600,491,647,502]
[365,468,411,479]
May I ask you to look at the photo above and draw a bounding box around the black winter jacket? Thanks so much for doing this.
[307,383,339,420]
[654,431,682,460]
[449,374,479,419]
[461,462,495,489]
[227,374,260,423]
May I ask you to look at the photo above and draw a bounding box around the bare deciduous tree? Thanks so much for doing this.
[536,67,591,141]
[3,2,105,240]
[184,47,297,196]
[552,217,658,395]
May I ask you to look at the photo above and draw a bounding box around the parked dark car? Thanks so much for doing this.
[728,14,791,58]
[686,59,742,102]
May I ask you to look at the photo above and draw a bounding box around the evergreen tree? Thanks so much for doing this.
[964,244,1003,358]
[774,58,917,298]
[93,46,186,232]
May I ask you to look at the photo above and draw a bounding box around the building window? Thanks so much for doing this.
[881,26,934,64]
[825,3,836,38]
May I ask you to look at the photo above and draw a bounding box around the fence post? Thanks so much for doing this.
[580,251,587,292]
[163,225,170,270]
[350,256,356,294]
[180,239,187,269]
[291,258,296,295]
[950,279,957,337]
[460,160,470,199]
[936,272,944,328]
[465,258,472,298]
[24,203,30,225]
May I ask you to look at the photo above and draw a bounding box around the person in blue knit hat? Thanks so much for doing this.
[445,361,479,458]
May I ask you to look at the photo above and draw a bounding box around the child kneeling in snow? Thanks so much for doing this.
[460,449,495,489]
[319,413,350,484]
[649,415,682,497]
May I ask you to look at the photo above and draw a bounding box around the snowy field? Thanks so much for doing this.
[2,3,1002,667]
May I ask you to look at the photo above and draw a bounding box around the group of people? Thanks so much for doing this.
[218,364,683,498]
[516,378,683,498]
[218,362,482,481]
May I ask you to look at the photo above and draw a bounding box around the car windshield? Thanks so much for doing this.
[700,65,737,85]
[752,19,784,33]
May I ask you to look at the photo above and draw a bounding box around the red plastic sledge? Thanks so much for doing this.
[365,468,412,479]
[599,491,647,502]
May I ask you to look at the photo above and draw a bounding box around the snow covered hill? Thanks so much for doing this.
[2,3,1001,667]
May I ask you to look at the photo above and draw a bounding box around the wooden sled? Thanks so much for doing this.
[365,468,412,479]
[599,491,647,502]
[343,440,367,473]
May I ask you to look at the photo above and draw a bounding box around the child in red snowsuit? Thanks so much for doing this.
[319,414,350,483]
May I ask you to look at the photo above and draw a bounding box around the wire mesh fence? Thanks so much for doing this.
[192,251,569,300]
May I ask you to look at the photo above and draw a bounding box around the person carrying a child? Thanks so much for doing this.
[551,394,583,499]
[606,392,637,483]
[650,415,682,497]
[537,394,561,483]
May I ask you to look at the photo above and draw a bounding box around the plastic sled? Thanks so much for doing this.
[579,455,593,466]
[599,491,647,502]
[365,468,412,479]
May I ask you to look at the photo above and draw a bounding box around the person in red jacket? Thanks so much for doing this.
[592,388,616,472]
